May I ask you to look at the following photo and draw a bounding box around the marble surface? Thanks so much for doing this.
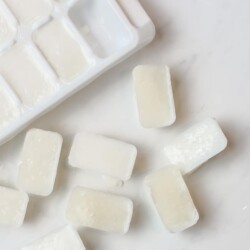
[0,0,250,249]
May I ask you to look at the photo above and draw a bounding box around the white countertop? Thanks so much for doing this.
[1,0,250,249]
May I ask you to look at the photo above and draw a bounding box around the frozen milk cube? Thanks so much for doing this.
[145,167,199,233]
[22,225,86,250]
[0,85,20,129]
[66,187,133,234]
[4,0,52,24]
[133,65,176,128]
[34,19,89,82]
[165,118,228,174]
[68,132,137,181]
[0,8,16,50]
[17,129,63,196]
[0,43,55,107]
[0,186,29,227]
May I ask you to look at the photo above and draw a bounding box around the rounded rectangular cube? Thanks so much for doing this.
[0,186,29,227]
[0,7,16,50]
[68,132,137,181]
[0,84,20,129]
[164,118,228,174]
[145,167,199,233]
[22,225,86,250]
[66,187,133,234]
[4,0,53,25]
[17,128,63,196]
[34,19,90,83]
[133,65,176,128]
[0,43,55,107]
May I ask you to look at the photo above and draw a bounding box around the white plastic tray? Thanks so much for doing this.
[0,0,155,145]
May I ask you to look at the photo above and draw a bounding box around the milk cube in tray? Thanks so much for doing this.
[4,0,53,25]
[0,6,16,51]
[68,132,137,181]
[0,79,20,129]
[0,186,29,227]
[165,118,228,174]
[145,167,199,233]
[17,129,63,196]
[0,43,56,107]
[133,65,176,128]
[22,225,86,250]
[34,19,90,82]
[66,187,133,234]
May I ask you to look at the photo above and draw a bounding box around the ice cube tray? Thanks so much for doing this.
[0,0,155,145]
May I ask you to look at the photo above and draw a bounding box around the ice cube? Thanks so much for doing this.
[22,225,86,250]
[165,118,228,174]
[68,132,137,181]
[0,44,55,107]
[133,65,176,128]
[66,187,133,234]
[17,128,63,196]
[34,19,89,82]
[145,167,199,233]
[0,8,16,49]
[0,86,20,129]
[4,0,52,24]
[0,186,29,227]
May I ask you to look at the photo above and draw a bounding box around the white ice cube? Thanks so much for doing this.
[22,225,86,250]
[17,129,63,196]
[0,186,29,227]
[133,65,176,128]
[34,19,89,82]
[68,132,137,181]
[0,44,55,107]
[145,167,199,233]
[0,8,16,49]
[165,118,228,174]
[0,86,20,129]
[66,187,133,234]
[4,0,52,24]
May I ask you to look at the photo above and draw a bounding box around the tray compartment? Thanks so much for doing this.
[4,0,53,25]
[0,76,20,129]
[0,6,16,51]
[34,18,91,83]
[0,43,56,107]
[69,0,133,58]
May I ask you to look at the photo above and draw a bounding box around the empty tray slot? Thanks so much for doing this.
[69,0,133,58]
[0,44,56,107]
[34,19,90,83]
[4,0,53,25]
